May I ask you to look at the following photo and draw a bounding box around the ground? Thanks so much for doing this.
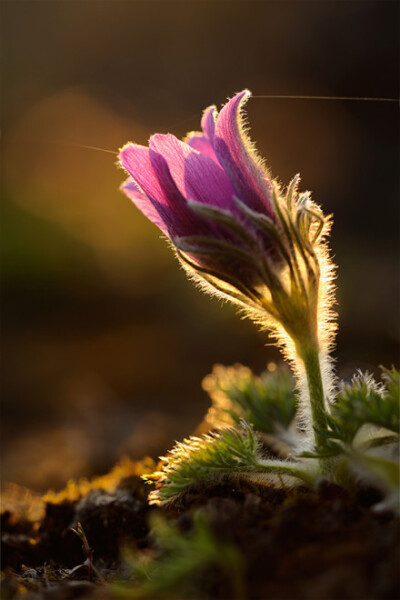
[1,458,399,600]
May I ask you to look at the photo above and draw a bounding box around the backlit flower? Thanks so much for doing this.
[119,91,285,302]
[119,91,334,366]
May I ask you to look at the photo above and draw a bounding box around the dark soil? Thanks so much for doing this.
[1,466,399,600]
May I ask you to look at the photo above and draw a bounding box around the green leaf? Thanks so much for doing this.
[116,512,245,599]
[203,364,298,436]
[309,370,400,457]
[302,367,400,498]
[351,452,400,495]
[340,370,399,436]
[381,367,400,410]
[144,424,313,504]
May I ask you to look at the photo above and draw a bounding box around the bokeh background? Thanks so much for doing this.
[2,0,398,491]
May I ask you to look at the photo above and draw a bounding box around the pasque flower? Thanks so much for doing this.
[119,91,283,304]
[119,91,336,444]
[117,97,398,509]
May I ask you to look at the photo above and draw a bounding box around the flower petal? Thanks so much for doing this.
[185,106,218,161]
[120,176,169,235]
[119,143,185,236]
[214,90,275,217]
[149,133,236,212]
[201,105,217,141]
[185,132,216,161]
[119,142,167,206]
[149,149,202,237]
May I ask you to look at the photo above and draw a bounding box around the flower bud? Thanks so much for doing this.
[119,91,335,360]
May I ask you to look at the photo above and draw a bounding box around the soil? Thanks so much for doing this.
[1,463,399,600]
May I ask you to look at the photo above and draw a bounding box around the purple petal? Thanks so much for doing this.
[214,90,275,217]
[119,143,184,236]
[119,143,167,207]
[185,132,217,161]
[120,176,169,235]
[185,106,218,162]
[201,105,217,140]
[148,149,202,237]
[149,133,236,212]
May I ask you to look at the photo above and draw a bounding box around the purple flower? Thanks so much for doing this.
[118,90,336,450]
[119,90,285,301]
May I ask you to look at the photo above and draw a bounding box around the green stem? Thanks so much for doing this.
[258,459,315,486]
[300,345,328,448]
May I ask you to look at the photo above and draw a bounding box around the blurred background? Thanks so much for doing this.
[1,0,398,491]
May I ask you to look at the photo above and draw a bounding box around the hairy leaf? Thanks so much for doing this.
[304,369,399,458]
[144,424,313,504]
[203,364,298,435]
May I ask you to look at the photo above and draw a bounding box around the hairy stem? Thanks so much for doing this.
[300,345,328,447]
[258,459,315,486]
